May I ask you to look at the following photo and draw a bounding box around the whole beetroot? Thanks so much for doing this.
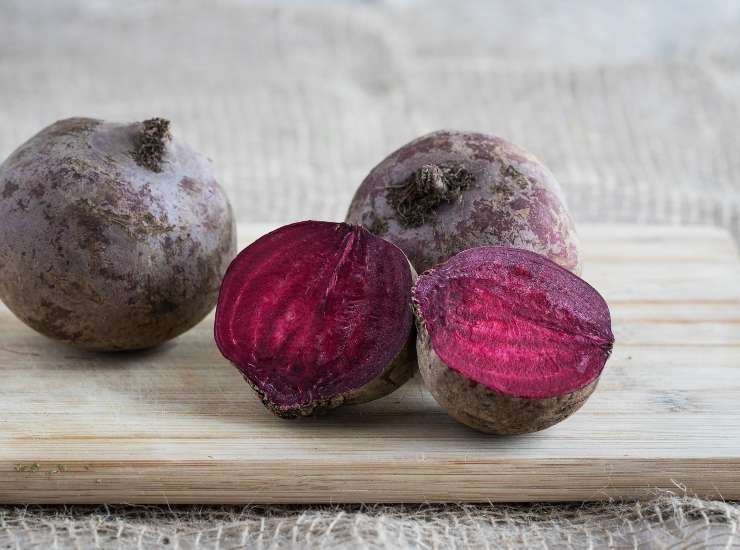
[414,246,613,434]
[346,130,581,274]
[0,117,236,350]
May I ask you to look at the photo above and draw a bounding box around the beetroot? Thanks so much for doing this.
[214,221,416,417]
[346,130,581,274]
[0,117,236,350]
[413,246,613,434]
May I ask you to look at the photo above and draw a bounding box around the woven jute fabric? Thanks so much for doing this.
[1,494,739,549]
[2,0,740,548]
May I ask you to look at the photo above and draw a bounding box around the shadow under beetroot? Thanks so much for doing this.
[58,340,178,367]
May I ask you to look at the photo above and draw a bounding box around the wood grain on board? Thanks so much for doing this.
[1,224,739,503]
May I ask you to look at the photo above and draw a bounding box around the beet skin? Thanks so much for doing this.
[346,130,581,274]
[215,221,416,417]
[0,118,236,350]
[413,246,613,434]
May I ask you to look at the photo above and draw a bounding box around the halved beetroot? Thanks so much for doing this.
[215,221,416,417]
[414,246,613,434]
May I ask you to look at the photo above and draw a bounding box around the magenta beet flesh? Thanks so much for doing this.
[414,246,614,434]
[215,221,416,417]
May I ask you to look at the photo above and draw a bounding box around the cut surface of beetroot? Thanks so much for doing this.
[215,221,414,415]
[414,247,613,400]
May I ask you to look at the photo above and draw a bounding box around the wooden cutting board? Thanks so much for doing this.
[1,223,739,504]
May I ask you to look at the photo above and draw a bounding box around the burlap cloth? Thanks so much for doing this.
[2,1,740,548]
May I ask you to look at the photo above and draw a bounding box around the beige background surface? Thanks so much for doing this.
[2,0,740,548]
[3,0,740,243]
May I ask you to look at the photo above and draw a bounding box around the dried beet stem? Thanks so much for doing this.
[132,118,171,172]
[387,163,473,228]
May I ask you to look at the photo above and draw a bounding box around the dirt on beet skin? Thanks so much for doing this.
[0,117,236,350]
[346,130,581,274]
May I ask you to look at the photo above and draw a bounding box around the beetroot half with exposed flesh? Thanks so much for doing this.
[346,130,581,274]
[414,246,613,434]
[215,221,416,417]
